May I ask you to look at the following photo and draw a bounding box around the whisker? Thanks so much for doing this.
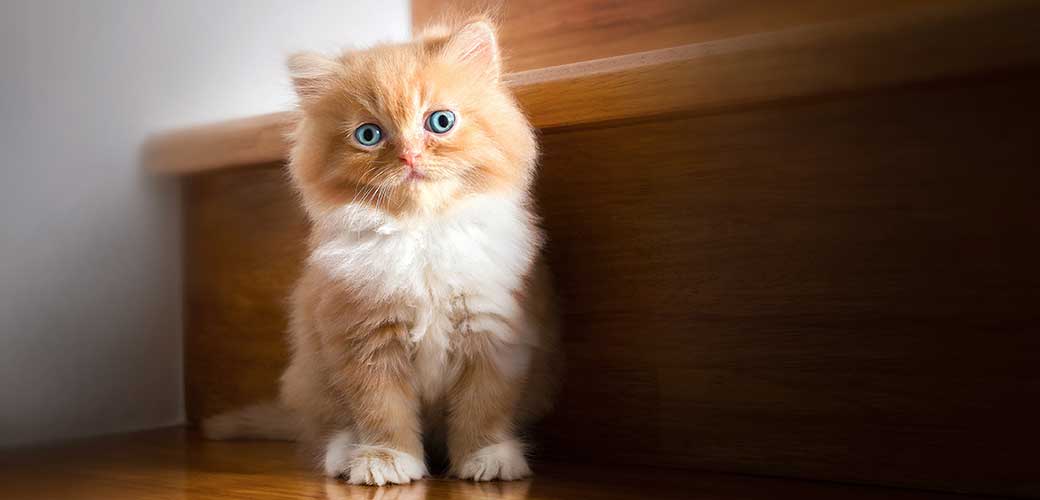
[363,170,396,209]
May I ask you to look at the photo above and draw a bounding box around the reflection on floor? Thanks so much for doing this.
[0,427,995,499]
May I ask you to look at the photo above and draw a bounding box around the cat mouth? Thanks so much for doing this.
[405,169,427,181]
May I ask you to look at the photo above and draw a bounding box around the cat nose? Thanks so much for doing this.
[398,151,419,167]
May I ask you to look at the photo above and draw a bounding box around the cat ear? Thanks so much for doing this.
[443,20,501,80]
[287,52,341,103]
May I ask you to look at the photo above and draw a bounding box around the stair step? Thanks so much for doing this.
[0,428,995,500]
[142,0,1040,175]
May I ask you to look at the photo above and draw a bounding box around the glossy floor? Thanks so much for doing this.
[0,428,998,500]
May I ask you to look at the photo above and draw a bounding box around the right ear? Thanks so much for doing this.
[287,51,341,104]
[441,20,501,81]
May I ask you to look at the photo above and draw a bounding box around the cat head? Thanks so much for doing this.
[287,20,537,221]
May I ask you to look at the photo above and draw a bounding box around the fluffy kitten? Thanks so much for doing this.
[203,19,562,486]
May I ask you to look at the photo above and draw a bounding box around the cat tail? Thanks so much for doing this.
[201,401,300,441]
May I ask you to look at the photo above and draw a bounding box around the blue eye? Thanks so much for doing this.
[354,123,383,146]
[426,110,456,134]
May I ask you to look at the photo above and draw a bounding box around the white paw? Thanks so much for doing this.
[456,440,532,482]
[346,446,427,486]
[323,432,426,485]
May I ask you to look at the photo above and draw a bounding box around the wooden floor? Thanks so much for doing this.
[0,428,1005,500]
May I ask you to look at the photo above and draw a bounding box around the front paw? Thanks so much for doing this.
[324,435,426,486]
[347,446,427,486]
[455,440,532,482]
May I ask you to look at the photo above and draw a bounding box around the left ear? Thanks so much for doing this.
[442,20,501,80]
[287,51,342,105]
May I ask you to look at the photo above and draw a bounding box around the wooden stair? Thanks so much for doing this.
[144,0,1040,174]
[8,1,1033,499]
[0,428,1007,500]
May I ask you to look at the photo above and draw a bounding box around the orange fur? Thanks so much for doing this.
[204,18,561,486]
[287,18,536,219]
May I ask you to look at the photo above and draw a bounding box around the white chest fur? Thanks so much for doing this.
[308,193,540,400]
[309,192,539,344]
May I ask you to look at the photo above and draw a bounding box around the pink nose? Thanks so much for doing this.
[399,151,419,167]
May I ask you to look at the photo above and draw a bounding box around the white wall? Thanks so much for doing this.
[0,0,409,447]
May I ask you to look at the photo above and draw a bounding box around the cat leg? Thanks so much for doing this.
[447,330,532,481]
[323,322,427,485]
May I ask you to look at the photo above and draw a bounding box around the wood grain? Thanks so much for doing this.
[143,111,295,175]
[144,0,1040,174]
[0,427,1001,500]
[508,0,1040,130]
[182,163,308,422]
[180,75,1040,496]
[411,0,943,73]
[532,76,1040,497]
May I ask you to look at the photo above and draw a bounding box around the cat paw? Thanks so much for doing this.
[455,440,532,482]
[346,446,427,486]
[323,432,426,486]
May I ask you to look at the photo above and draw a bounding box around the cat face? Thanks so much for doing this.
[287,21,537,219]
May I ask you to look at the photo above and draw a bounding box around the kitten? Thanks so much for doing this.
[203,19,562,486]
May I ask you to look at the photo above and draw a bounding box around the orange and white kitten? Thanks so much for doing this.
[204,20,562,486]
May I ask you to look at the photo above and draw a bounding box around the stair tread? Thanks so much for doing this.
[0,427,997,499]
[142,0,1040,176]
